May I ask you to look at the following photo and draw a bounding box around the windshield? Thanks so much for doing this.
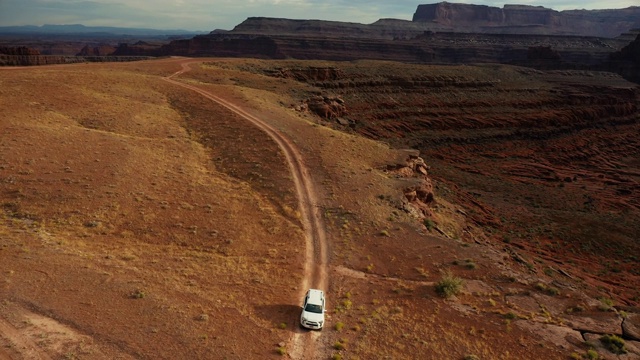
[304,303,323,314]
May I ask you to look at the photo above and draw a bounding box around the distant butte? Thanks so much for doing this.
[412,2,640,38]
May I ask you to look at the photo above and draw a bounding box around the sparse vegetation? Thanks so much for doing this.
[534,282,560,296]
[341,299,353,310]
[599,334,627,354]
[586,349,599,359]
[597,297,614,311]
[435,272,463,298]
[463,258,476,269]
[4,53,640,360]
[423,218,436,230]
[130,289,146,299]
[566,305,585,313]
[504,311,517,320]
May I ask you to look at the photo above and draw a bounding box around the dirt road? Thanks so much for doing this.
[163,60,329,359]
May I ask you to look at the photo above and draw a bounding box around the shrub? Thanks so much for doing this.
[276,346,286,356]
[130,289,146,299]
[600,334,627,354]
[464,355,480,360]
[424,218,435,230]
[277,322,287,330]
[333,341,345,350]
[331,354,343,360]
[586,349,599,359]
[334,322,344,331]
[597,298,614,311]
[341,299,352,309]
[435,272,463,298]
[464,259,477,269]
[504,312,517,320]
[546,286,560,296]
[534,282,547,291]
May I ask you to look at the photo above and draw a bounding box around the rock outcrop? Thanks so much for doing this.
[606,33,640,83]
[76,44,117,56]
[295,95,347,120]
[413,3,640,38]
[384,155,435,220]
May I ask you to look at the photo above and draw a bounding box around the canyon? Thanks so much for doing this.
[1,2,639,359]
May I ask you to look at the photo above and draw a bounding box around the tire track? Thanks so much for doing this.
[0,317,52,360]
[163,60,328,359]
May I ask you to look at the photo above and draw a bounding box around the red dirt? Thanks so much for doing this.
[1,58,639,360]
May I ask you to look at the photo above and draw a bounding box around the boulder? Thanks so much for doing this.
[622,313,640,341]
[564,313,624,335]
[514,321,584,350]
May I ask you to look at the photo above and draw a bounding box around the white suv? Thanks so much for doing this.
[300,289,325,330]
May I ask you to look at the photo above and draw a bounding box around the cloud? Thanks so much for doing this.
[0,0,638,31]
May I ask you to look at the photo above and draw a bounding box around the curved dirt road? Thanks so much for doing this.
[163,60,329,359]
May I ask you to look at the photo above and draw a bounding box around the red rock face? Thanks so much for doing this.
[261,62,640,305]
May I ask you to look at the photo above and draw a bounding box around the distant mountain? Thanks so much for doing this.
[0,24,206,37]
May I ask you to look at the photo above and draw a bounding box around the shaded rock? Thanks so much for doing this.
[564,312,624,335]
[463,279,495,295]
[304,95,347,120]
[76,44,117,56]
[622,313,640,341]
[506,294,540,314]
[514,321,583,350]
[625,340,640,357]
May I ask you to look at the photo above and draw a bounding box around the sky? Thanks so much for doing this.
[0,0,638,31]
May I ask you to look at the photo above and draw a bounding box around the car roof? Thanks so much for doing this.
[307,289,324,303]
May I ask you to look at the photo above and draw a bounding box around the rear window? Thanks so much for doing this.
[304,303,323,313]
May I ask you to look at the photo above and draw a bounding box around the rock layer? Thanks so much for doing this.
[413,3,640,38]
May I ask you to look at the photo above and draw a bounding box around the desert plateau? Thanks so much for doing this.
[1,2,640,360]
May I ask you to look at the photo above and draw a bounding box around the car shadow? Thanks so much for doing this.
[254,304,303,333]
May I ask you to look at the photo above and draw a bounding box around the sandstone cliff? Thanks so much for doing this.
[0,54,152,66]
[413,3,640,38]
[145,31,627,68]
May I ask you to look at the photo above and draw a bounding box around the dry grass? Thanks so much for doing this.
[0,58,611,360]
